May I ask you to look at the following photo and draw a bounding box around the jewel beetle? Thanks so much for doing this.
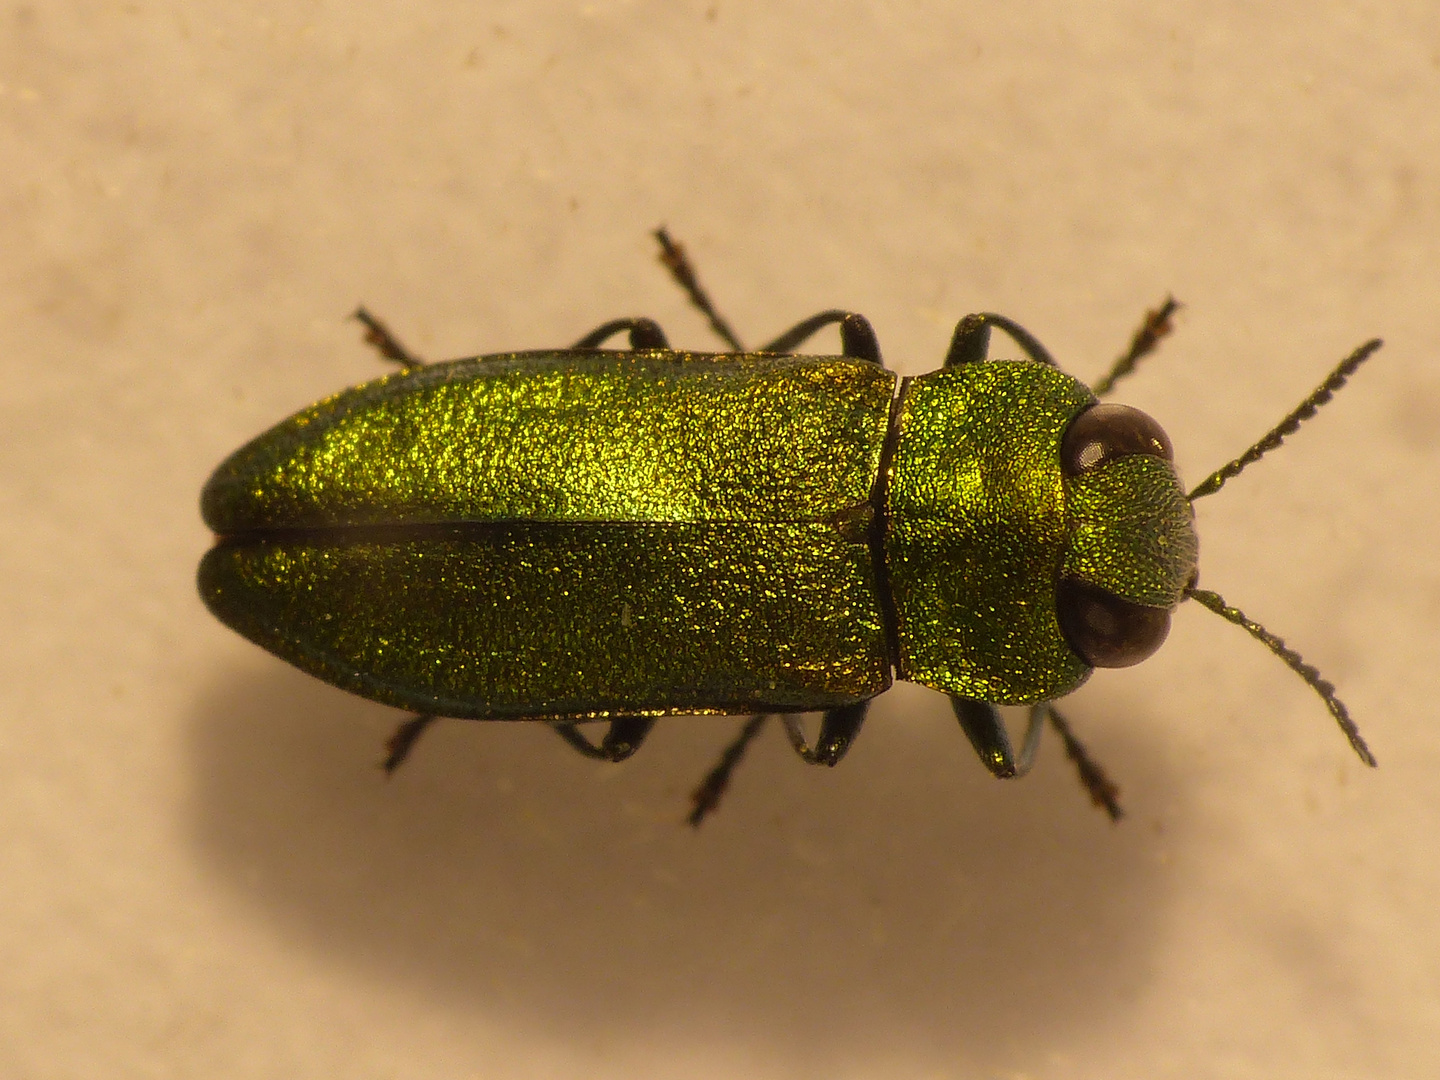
[198,228,1379,824]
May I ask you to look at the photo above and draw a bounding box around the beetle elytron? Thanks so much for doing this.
[199,229,1378,823]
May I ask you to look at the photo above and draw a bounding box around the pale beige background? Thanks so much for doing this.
[3,2,1439,1078]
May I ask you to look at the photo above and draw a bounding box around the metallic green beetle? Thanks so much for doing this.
[199,234,1378,822]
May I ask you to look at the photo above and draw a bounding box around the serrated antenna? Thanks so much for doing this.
[1185,338,1382,765]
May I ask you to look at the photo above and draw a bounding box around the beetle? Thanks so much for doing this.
[198,228,1378,824]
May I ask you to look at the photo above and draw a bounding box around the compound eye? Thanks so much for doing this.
[1057,578,1172,668]
[1062,403,1174,476]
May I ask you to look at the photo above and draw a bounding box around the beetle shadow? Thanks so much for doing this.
[186,664,1186,1074]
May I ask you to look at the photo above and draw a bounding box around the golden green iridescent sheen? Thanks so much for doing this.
[1064,454,1199,607]
[201,346,1203,721]
[885,362,1095,703]
[201,351,895,720]
[203,351,894,531]
[200,523,889,717]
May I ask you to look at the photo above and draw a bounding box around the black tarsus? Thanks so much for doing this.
[951,697,1123,820]
[688,715,769,826]
[1090,296,1181,398]
[652,228,884,364]
[353,306,426,370]
[1045,706,1124,821]
[382,714,437,774]
[654,226,747,352]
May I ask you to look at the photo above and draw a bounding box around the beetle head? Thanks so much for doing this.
[1057,402,1199,669]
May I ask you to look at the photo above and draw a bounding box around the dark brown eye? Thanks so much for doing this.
[1056,578,1172,668]
[1062,403,1174,476]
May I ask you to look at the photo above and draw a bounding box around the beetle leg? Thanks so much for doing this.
[950,697,1043,778]
[353,307,427,371]
[550,716,657,762]
[687,715,769,827]
[1044,705,1124,821]
[781,700,868,766]
[381,713,437,774]
[570,317,671,350]
[650,228,885,364]
[943,313,1059,369]
[1089,297,1181,397]
[759,311,885,366]
[952,698,1124,820]
[653,226,748,352]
